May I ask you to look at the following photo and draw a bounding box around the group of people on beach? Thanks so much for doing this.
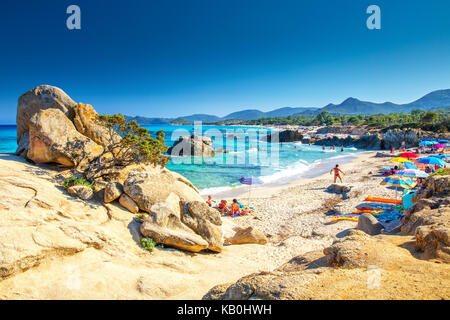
[206,196,247,216]
[322,145,345,152]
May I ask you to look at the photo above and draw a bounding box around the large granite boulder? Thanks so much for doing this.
[104,182,123,203]
[73,103,121,147]
[123,169,203,213]
[66,185,94,201]
[357,213,384,236]
[27,108,104,168]
[119,193,139,213]
[140,195,210,253]
[224,226,268,245]
[16,85,77,155]
[168,135,215,156]
[180,201,223,252]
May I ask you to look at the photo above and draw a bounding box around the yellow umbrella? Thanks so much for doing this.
[391,157,409,163]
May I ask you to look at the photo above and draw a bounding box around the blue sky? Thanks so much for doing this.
[0,0,449,123]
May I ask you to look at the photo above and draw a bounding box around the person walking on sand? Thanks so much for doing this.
[341,145,344,152]
[330,164,345,183]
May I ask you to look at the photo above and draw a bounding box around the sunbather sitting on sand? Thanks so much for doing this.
[330,164,345,183]
[218,200,229,215]
[231,199,241,216]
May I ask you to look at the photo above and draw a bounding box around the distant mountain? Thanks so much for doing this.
[316,89,450,115]
[320,98,400,115]
[125,116,172,125]
[126,106,318,124]
[126,89,450,123]
[173,114,222,123]
[405,89,450,109]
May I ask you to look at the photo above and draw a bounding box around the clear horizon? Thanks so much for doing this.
[1,0,450,123]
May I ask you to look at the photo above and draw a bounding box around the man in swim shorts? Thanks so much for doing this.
[330,164,345,183]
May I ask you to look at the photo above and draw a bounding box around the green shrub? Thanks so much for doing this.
[141,237,156,252]
[63,176,95,191]
[432,168,450,176]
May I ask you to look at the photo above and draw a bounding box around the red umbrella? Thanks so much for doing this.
[397,152,418,159]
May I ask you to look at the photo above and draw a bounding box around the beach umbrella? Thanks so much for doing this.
[404,161,418,170]
[438,139,448,143]
[432,144,446,148]
[397,169,429,178]
[397,152,418,159]
[419,141,434,146]
[239,176,264,207]
[391,157,409,163]
[433,154,450,159]
[380,175,416,200]
[417,157,447,166]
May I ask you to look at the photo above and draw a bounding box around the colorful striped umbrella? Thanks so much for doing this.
[396,169,429,178]
[239,176,264,185]
[380,175,416,200]
[239,176,264,207]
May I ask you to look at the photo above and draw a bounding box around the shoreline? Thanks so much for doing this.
[201,150,372,200]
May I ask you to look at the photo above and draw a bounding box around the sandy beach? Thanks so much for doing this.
[213,150,398,242]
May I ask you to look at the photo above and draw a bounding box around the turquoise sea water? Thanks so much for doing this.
[1,125,361,194]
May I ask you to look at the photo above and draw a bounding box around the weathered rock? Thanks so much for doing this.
[16,85,77,154]
[15,132,30,156]
[225,226,268,245]
[314,133,382,149]
[119,193,139,213]
[67,185,94,201]
[140,199,209,252]
[168,135,215,156]
[382,128,420,150]
[316,125,367,136]
[123,169,203,213]
[73,103,121,147]
[180,201,223,252]
[265,130,303,143]
[400,174,450,262]
[104,182,123,203]
[357,213,384,235]
[27,109,104,168]
[327,184,351,194]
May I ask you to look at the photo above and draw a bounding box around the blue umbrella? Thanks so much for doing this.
[419,141,434,146]
[404,161,418,169]
[417,157,447,166]
[433,154,450,159]
[239,176,264,207]
[380,175,415,200]
[438,140,448,143]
